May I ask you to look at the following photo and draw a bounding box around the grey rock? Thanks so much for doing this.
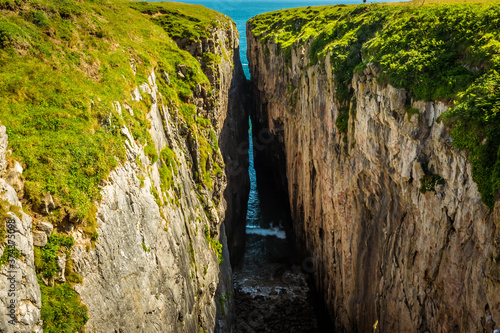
[37,221,53,237]
[0,126,7,175]
[113,101,122,116]
[0,146,41,332]
[123,103,134,116]
[131,87,142,101]
[0,179,19,207]
[4,168,23,199]
[32,231,47,247]
[177,64,188,75]
[130,57,137,75]
[39,191,55,215]
[139,82,151,95]
[163,71,170,85]
[56,253,66,283]
[13,161,22,174]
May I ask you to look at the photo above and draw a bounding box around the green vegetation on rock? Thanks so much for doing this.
[34,233,74,280]
[129,1,229,42]
[419,161,445,193]
[39,280,88,333]
[440,70,500,207]
[34,233,87,332]
[205,224,223,264]
[0,245,20,267]
[0,1,232,330]
[159,146,178,192]
[0,199,21,244]
[250,1,500,208]
[335,106,350,134]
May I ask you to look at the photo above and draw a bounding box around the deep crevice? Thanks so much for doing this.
[232,117,322,332]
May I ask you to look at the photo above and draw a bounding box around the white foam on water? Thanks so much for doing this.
[246,225,286,239]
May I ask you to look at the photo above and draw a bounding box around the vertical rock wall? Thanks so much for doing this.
[0,127,42,332]
[71,22,249,333]
[248,27,500,332]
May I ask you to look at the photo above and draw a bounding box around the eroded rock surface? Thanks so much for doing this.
[0,126,42,333]
[248,27,500,332]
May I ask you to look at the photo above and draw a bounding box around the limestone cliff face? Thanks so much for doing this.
[0,127,42,332]
[70,23,249,333]
[248,29,500,332]
[172,22,250,266]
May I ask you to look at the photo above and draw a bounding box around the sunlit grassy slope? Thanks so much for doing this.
[0,0,228,226]
[250,0,500,208]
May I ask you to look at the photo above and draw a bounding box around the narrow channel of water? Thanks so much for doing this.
[232,122,320,332]
[154,1,400,330]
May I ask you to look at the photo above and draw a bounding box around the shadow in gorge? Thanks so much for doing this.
[233,121,330,333]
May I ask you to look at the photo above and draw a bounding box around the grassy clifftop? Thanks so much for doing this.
[0,0,229,226]
[0,0,232,331]
[249,1,500,208]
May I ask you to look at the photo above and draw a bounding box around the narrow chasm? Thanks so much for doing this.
[231,118,328,332]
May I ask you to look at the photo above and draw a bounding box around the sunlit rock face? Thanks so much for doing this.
[248,24,500,333]
[0,126,42,333]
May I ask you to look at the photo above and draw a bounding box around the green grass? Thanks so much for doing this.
[159,146,178,191]
[0,245,21,267]
[129,1,230,42]
[34,233,75,281]
[250,1,500,208]
[39,280,88,333]
[204,224,223,264]
[0,0,224,234]
[141,242,151,253]
[33,233,87,331]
